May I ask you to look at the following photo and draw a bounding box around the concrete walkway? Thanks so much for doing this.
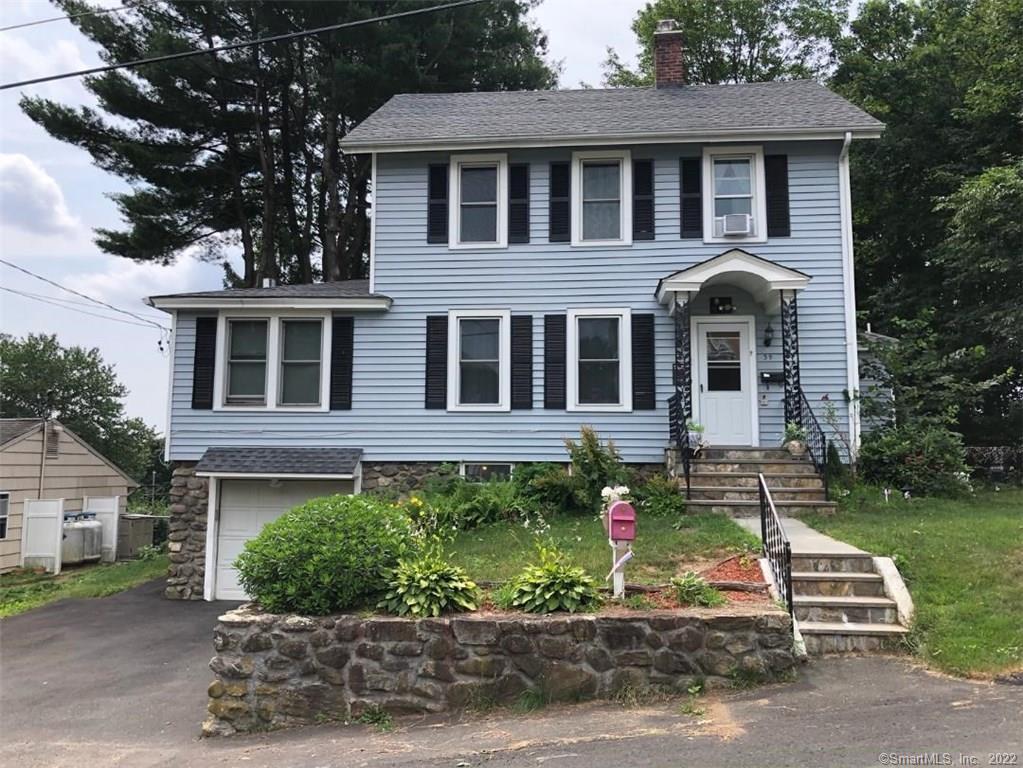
[734,517,866,555]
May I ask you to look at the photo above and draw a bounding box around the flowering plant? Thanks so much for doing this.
[600,485,631,504]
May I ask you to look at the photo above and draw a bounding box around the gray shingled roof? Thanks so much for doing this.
[149,279,383,302]
[340,81,884,151]
[195,447,363,476]
[0,418,41,447]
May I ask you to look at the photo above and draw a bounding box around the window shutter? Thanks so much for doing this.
[424,315,448,409]
[191,316,217,410]
[427,164,448,244]
[329,315,354,410]
[543,314,567,409]
[680,157,702,239]
[548,161,570,243]
[511,315,533,409]
[631,313,656,410]
[765,154,791,237]
[509,163,530,244]
[632,159,655,240]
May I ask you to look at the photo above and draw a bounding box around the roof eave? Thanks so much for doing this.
[340,125,884,155]
[146,296,392,311]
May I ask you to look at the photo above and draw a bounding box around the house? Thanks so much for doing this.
[0,418,138,572]
[147,20,883,601]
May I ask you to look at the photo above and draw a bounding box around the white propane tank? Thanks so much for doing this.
[61,516,86,565]
[79,515,103,562]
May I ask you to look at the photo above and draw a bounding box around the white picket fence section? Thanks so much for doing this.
[84,495,120,563]
[20,498,65,574]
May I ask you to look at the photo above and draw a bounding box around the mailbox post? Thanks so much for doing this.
[606,500,636,599]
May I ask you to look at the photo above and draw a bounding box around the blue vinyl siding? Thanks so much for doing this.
[167,141,852,463]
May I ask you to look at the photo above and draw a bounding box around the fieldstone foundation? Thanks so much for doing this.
[204,606,795,735]
[166,464,208,600]
[359,462,444,492]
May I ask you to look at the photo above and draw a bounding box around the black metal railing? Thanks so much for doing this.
[796,388,832,501]
[667,392,692,499]
[758,473,793,616]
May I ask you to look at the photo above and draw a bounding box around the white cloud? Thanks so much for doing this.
[0,33,91,103]
[0,153,80,234]
[67,255,215,315]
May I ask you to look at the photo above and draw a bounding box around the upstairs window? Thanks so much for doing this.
[702,146,767,243]
[571,150,632,246]
[449,154,508,248]
[226,319,268,404]
[279,320,323,406]
[447,309,511,411]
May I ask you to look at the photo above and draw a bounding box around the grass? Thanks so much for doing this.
[802,486,1023,678]
[449,513,758,585]
[0,555,169,618]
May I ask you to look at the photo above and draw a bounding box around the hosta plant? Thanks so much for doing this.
[378,544,480,618]
[670,571,726,608]
[498,544,601,614]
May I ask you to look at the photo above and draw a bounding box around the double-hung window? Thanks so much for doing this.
[702,146,767,242]
[279,320,323,406]
[449,154,508,248]
[0,492,9,539]
[567,308,632,412]
[571,150,632,246]
[447,309,511,411]
[226,319,268,404]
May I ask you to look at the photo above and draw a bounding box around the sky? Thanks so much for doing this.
[0,0,643,432]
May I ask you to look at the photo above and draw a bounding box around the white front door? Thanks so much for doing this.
[695,320,756,446]
[214,479,354,600]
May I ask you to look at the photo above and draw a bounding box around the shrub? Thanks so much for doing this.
[858,424,971,496]
[633,474,686,517]
[378,544,479,617]
[565,426,629,514]
[514,462,583,514]
[670,571,726,607]
[498,544,601,613]
[421,477,525,530]
[235,495,416,614]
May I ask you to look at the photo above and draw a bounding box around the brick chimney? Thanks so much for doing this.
[653,19,686,88]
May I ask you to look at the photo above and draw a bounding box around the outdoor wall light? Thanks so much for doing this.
[763,321,775,347]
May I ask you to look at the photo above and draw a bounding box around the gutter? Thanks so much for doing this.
[838,131,862,455]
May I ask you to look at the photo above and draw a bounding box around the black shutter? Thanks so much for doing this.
[425,315,448,409]
[680,157,702,239]
[632,160,655,240]
[548,161,570,242]
[765,154,791,237]
[631,313,656,410]
[511,315,533,409]
[191,316,217,410]
[329,315,354,410]
[509,163,530,244]
[543,314,567,409]
[427,164,448,243]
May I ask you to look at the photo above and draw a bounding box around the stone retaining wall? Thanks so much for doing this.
[166,464,208,600]
[205,606,795,736]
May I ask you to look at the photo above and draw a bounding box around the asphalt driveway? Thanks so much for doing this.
[1,579,1021,768]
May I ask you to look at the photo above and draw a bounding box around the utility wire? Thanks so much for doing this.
[0,258,168,330]
[0,0,490,90]
[0,3,135,33]
[6,285,166,320]
[0,285,166,329]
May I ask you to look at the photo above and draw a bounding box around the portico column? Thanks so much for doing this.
[781,290,802,427]
[673,292,692,423]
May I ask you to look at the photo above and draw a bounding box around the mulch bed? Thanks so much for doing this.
[702,555,766,585]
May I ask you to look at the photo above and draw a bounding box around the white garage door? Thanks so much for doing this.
[215,479,354,601]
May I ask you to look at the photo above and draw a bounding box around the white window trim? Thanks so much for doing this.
[571,150,633,247]
[446,309,511,412]
[448,153,508,249]
[567,308,633,412]
[702,145,768,244]
[0,491,9,540]
[277,318,326,407]
[212,311,333,412]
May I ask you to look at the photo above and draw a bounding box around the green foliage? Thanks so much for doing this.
[670,571,726,607]
[825,441,847,486]
[783,422,807,443]
[0,333,160,480]
[564,426,629,514]
[513,462,583,513]
[354,705,394,733]
[378,544,479,618]
[235,495,417,614]
[498,544,601,614]
[858,424,970,497]
[418,477,526,531]
[633,474,686,517]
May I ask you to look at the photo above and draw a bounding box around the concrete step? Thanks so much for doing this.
[688,486,827,502]
[790,552,875,574]
[798,620,909,654]
[690,459,819,475]
[793,595,899,624]
[684,499,838,517]
[699,448,795,461]
[689,472,824,489]
[792,571,886,597]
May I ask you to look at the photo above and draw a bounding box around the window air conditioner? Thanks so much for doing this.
[720,213,753,236]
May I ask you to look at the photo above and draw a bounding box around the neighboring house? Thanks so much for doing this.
[858,327,898,434]
[148,20,883,601]
[0,418,137,572]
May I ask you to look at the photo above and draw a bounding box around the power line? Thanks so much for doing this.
[0,285,167,329]
[0,3,135,33]
[0,258,168,330]
[6,285,165,320]
[0,0,490,91]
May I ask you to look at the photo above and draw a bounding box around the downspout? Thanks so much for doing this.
[839,131,862,456]
[37,418,47,498]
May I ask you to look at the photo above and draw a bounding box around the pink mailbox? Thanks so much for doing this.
[608,501,636,542]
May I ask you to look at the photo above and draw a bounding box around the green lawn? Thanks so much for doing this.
[802,488,1023,678]
[0,556,169,618]
[449,513,759,584]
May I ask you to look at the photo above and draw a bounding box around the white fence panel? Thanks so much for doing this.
[84,496,120,563]
[20,499,65,574]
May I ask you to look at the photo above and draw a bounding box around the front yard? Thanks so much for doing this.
[0,555,169,618]
[802,488,1023,678]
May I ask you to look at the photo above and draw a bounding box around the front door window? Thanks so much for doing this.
[697,322,753,445]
